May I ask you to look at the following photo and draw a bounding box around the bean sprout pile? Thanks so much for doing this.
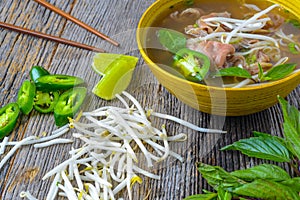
[0,92,225,200]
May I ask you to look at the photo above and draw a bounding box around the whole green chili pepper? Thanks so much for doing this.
[0,103,20,138]
[17,80,36,115]
[173,48,210,82]
[54,87,87,126]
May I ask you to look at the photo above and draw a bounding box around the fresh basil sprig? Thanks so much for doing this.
[157,28,187,53]
[185,96,300,200]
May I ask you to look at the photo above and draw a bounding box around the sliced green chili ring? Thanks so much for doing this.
[35,74,85,91]
[17,80,36,115]
[54,87,87,127]
[173,48,210,82]
[0,103,20,139]
[30,66,50,82]
[34,91,59,113]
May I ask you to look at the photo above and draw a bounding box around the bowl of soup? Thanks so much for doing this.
[136,0,300,116]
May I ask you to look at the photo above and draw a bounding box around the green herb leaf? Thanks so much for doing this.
[197,163,244,192]
[183,193,217,200]
[221,136,291,162]
[281,177,300,192]
[252,131,287,145]
[278,96,300,159]
[157,29,187,53]
[263,63,296,81]
[217,187,232,200]
[283,122,300,159]
[230,164,290,182]
[184,0,194,6]
[278,96,300,136]
[288,43,300,54]
[214,67,252,79]
[286,19,300,29]
[233,179,300,200]
[257,62,267,81]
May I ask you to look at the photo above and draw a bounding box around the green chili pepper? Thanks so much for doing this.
[35,74,85,91]
[34,91,59,113]
[54,87,87,126]
[0,103,20,138]
[30,66,50,82]
[173,48,210,82]
[17,80,36,115]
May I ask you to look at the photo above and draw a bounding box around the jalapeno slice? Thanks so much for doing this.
[54,87,87,126]
[34,91,59,113]
[173,48,210,82]
[30,66,50,82]
[0,103,20,138]
[17,80,36,115]
[35,74,85,91]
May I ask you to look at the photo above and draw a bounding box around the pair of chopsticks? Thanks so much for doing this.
[0,0,119,52]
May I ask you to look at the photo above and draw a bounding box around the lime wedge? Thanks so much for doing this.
[92,53,138,100]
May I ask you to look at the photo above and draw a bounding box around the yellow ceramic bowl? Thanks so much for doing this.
[136,0,300,116]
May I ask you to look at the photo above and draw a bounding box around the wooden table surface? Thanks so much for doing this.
[0,0,299,199]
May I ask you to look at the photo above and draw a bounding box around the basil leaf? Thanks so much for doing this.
[184,0,194,6]
[221,136,291,162]
[263,63,296,81]
[278,96,300,159]
[281,177,300,192]
[278,96,300,136]
[230,164,290,182]
[233,179,300,200]
[183,193,217,200]
[288,43,300,54]
[197,163,245,192]
[157,29,187,53]
[214,67,252,79]
[283,122,300,159]
[217,188,232,200]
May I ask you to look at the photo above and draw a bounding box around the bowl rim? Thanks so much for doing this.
[136,0,300,92]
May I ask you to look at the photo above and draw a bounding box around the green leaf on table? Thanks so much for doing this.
[197,163,245,192]
[217,187,232,200]
[278,96,300,159]
[281,177,300,192]
[283,122,300,159]
[221,136,291,162]
[233,179,300,200]
[278,96,300,135]
[214,67,252,79]
[263,63,296,81]
[157,28,187,53]
[288,42,300,54]
[184,193,217,200]
[230,164,290,182]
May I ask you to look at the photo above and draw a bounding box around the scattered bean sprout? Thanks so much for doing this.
[0,92,225,200]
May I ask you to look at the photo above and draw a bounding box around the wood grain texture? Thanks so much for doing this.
[0,0,299,199]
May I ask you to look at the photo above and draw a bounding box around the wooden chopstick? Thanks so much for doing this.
[33,0,119,47]
[0,21,105,52]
